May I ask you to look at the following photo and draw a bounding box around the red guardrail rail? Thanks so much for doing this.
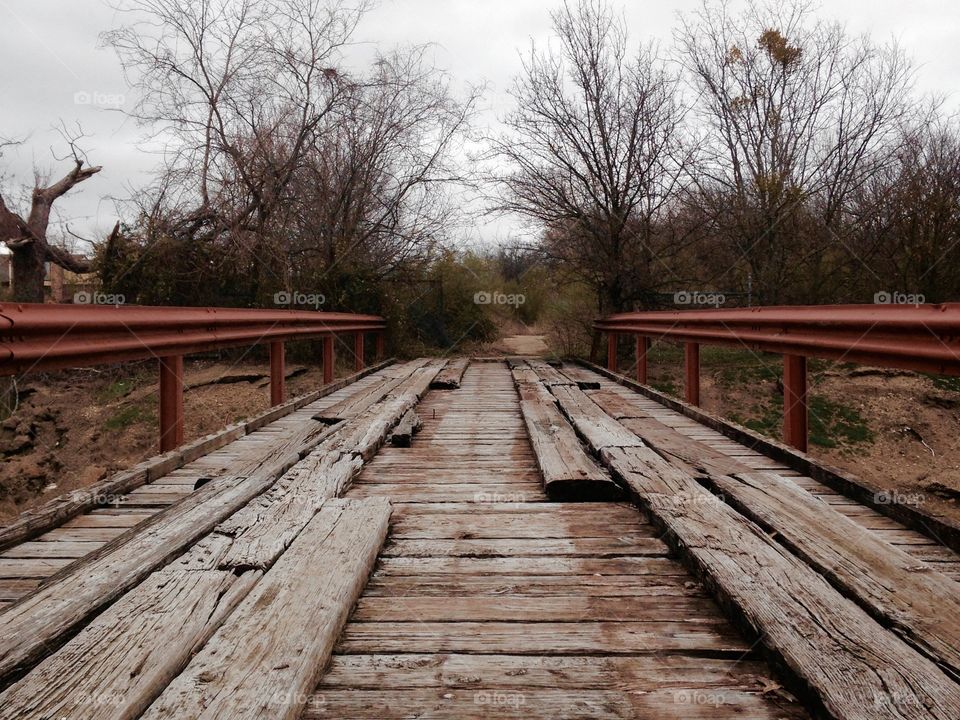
[595,303,960,451]
[0,303,387,451]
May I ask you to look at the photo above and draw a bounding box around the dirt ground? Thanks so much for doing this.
[2,333,958,529]
[489,333,550,356]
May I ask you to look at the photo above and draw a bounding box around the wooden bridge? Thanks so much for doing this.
[1,352,959,719]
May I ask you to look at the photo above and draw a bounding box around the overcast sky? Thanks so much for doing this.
[1,0,958,253]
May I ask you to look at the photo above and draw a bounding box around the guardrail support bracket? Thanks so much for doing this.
[159,355,184,452]
[636,336,649,384]
[784,354,808,452]
[354,332,365,372]
[323,336,335,385]
[684,342,700,406]
[270,341,285,406]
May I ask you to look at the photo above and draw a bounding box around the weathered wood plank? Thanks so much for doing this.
[600,445,960,720]
[613,412,960,681]
[525,359,576,387]
[381,536,668,557]
[513,370,623,501]
[303,688,804,719]
[0,539,260,719]
[337,363,443,460]
[335,620,750,655]
[0,363,411,682]
[546,383,643,451]
[0,360,395,553]
[430,358,470,389]
[317,653,775,690]
[312,360,426,422]
[352,594,718,622]
[373,556,683,576]
[363,574,705,597]
[390,514,647,539]
[142,498,390,720]
[389,410,422,447]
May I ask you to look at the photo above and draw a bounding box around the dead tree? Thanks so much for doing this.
[0,145,100,302]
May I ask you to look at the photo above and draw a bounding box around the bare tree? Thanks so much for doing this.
[0,131,101,302]
[286,46,480,297]
[490,0,691,313]
[104,0,367,297]
[677,0,914,302]
[850,115,960,301]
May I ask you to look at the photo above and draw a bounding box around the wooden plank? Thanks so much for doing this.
[352,595,719,622]
[513,372,623,501]
[580,359,960,554]
[381,537,669,557]
[312,365,414,422]
[389,410,422,447]
[0,541,106,559]
[348,484,544,501]
[0,446,371,719]
[0,473,277,681]
[546,383,643,451]
[303,688,804,719]
[525,359,576,386]
[600,445,960,720]
[363,574,705,597]
[63,513,153,528]
[390,515,647,539]
[142,498,390,720]
[0,558,72,578]
[430,358,470,389]
[373,556,684,576]
[389,502,644,519]
[0,578,40,601]
[0,539,260,719]
[335,620,750,655]
[615,413,960,681]
[318,653,775,690]
[337,364,443,460]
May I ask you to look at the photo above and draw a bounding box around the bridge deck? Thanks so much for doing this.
[314,362,803,718]
[0,358,957,719]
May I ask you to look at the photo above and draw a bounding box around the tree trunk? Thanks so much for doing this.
[10,243,45,303]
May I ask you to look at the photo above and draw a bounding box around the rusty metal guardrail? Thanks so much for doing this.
[595,304,960,451]
[0,303,387,451]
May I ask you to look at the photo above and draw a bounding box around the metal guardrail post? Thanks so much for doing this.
[636,335,649,384]
[606,333,618,372]
[158,355,184,452]
[354,332,365,372]
[684,342,700,406]
[270,341,285,406]
[323,335,335,385]
[784,354,808,451]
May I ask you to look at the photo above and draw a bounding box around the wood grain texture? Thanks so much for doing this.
[601,445,960,720]
[0,361,409,682]
[389,409,422,447]
[430,358,470,388]
[603,395,960,682]
[513,366,623,500]
[142,498,390,720]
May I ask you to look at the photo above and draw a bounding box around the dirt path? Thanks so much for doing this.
[489,334,550,356]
